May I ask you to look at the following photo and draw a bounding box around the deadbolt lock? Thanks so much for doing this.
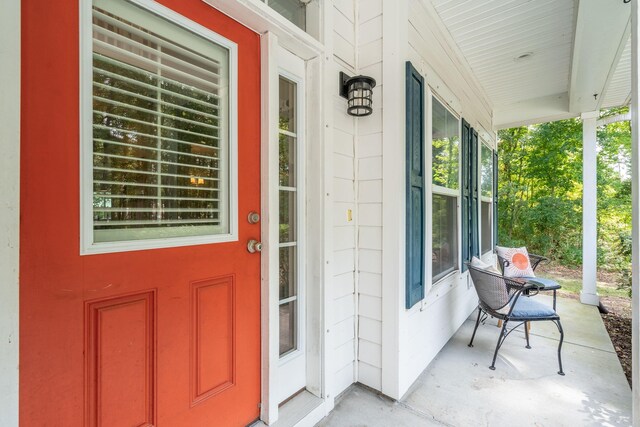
[248,211,260,224]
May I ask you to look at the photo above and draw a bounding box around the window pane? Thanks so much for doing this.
[279,245,297,300]
[279,77,297,133]
[91,0,230,243]
[279,134,296,187]
[279,190,296,243]
[481,144,493,198]
[432,98,459,189]
[278,73,299,359]
[432,194,458,280]
[265,0,307,31]
[279,301,297,356]
[481,201,492,254]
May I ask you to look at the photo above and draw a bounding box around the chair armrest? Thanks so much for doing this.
[496,254,508,274]
[528,253,549,271]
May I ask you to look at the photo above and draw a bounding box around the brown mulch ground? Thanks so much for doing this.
[600,296,632,387]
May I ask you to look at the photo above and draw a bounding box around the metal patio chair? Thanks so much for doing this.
[496,252,561,310]
[466,263,565,375]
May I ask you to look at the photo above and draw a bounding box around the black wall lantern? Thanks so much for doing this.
[339,72,377,117]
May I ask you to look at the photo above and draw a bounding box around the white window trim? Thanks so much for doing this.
[202,0,324,59]
[277,67,306,368]
[79,0,239,255]
[480,140,494,256]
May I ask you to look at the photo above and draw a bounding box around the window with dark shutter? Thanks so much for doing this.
[470,129,479,258]
[461,119,471,271]
[461,119,480,269]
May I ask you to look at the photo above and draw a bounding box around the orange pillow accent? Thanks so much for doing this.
[511,252,529,270]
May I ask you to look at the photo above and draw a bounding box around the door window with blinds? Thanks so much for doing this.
[82,0,237,253]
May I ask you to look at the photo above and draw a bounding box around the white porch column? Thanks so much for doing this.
[581,111,600,306]
[0,0,20,425]
[630,0,640,424]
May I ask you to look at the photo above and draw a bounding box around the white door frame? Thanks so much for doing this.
[258,28,327,425]
[0,0,20,425]
[275,47,307,404]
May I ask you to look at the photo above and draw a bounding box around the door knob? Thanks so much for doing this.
[247,239,263,253]
[247,211,260,224]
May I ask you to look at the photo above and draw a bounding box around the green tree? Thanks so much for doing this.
[497,109,631,278]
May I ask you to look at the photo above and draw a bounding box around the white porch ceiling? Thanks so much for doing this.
[429,0,632,129]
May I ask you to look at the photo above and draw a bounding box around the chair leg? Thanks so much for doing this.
[468,307,482,348]
[524,321,531,349]
[555,319,565,376]
[553,290,557,311]
[490,320,508,370]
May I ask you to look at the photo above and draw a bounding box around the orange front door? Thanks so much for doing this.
[21,1,261,425]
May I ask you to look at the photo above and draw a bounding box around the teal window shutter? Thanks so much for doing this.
[471,129,479,258]
[405,61,425,309]
[460,119,471,271]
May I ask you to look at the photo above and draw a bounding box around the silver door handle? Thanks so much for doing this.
[247,239,263,253]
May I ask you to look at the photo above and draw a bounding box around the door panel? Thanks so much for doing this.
[85,291,156,426]
[20,1,261,426]
[191,276,235,404]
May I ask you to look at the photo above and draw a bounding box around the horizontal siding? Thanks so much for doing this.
[359,272,382,298]
[359,294,381,321]
[330,5,357,398]
[358,249,382,275]
[358,361,382,390]
[358,180,382,203]
[358,0,382,24]
[359,39,383,69]
[358,226,381,250]
[333,316,356,347]
[331,272,356,300]
[355,0,383,393]
[359,339,382,367]
[334,225,356,251]
[358,316,382,344]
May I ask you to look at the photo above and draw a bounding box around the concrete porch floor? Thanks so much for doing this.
[318,295,632,427]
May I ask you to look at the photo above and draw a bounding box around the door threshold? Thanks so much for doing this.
[252,391,325,427]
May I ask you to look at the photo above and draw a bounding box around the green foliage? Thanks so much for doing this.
[498,108,632,283]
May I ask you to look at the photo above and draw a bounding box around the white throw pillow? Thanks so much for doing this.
[470,256,500,274]
[495,246,535,278]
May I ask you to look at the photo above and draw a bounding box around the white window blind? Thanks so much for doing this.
[91,0,231,243]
